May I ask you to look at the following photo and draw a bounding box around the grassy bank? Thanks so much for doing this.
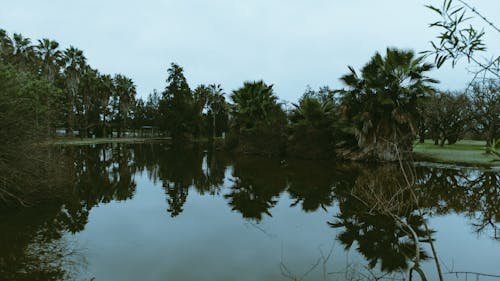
[413,140,500,167]
[48,138,500,167]
[48,137,172,146]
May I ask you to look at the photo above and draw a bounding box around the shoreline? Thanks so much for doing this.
[46,137,500,168]
[46,137,172,146]
[413,140,500,168]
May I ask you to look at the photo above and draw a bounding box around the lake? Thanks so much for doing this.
[1,143,499,281]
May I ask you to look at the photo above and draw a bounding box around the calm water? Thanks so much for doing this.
[0,143,499,281]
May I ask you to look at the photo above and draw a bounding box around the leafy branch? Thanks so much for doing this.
[423,0,499,79]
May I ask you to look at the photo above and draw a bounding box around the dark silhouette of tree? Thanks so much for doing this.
[207,84,229,138]
[112,74,136,137]
[228,80,287,156]
[159,63,195,140]
[286,160,337,212]
[36,38,62,83]
[192,84,211,137]
[288,93,337,159]
[338,48,437,161]
[156,144,204,217]
[330,165,435,272]
[422,91,471,146]
[469,79,500,150]
[62,46,86,137]
[11,33,36,71]
[224,157,287,221]
[0,62,64,207]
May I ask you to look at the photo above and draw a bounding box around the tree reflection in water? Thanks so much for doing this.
[1,143,499,280]
[0,207,85,281]
[330,163,499,277]
[224,157,287,221]
[330,164,434,273]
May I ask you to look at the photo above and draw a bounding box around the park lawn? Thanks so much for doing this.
[413,139,500,166]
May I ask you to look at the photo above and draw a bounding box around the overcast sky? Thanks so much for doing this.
[1,0,499,102]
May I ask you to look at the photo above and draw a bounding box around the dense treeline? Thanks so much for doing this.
[1,29,499,160]
[0,61,68,207]
[0,30,139,138]
[1,28,499,207]
[416,79,500,149]
[0,29,142,207]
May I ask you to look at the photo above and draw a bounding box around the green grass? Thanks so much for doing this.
[413,139,500,167]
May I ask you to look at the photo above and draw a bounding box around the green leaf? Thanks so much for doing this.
[449,7,463,18]
[425,5,442,15]
[446,0,453,12]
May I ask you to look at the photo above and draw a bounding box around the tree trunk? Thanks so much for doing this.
[355,124,411,162]
[213,113,216,139]
[103,112,107,138]
[485,124,495,154]
[439,137,445,147]
[67,98,74,138]
[418,125,425,143]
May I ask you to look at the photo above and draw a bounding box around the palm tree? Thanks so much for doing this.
[0,29,13,63]
[290,96,335,128]
[339,48,437,161]
[229,81,286,156]
[113,74,136,137]
[11,33,35,70]
[207,84,226,139]
[288,96,337,159]
[193,84,211,137]
[36,38,62,83]
[98,74,114,137]
[230,80,282,130]
[62,46,87,136]
[79,66,101,137]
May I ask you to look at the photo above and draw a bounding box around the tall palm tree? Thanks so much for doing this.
[62,46,86,136]
[11,33,35,70]
[339,48,437,161]
[192,84,211,137]
[0,29,13,63]
[79,66,100,137]
[36,38,62,83]
[208,84,226,138]
[113,74,136,137]
[99,74,114,137]
[193,84,210,113]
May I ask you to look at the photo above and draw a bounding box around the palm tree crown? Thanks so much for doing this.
[230,80,281,129]
[339,48,438,161]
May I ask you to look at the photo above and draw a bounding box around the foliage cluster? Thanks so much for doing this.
[418,79,500,148]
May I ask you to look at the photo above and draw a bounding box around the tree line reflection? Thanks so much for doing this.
[1,143,498,279]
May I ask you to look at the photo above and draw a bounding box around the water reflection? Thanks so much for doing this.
[226,157,287,221]
[286,161,339,212]
[415,167,499,240]
[1,143,499,280]
[330,165,433,272]
[0,207,84,281]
